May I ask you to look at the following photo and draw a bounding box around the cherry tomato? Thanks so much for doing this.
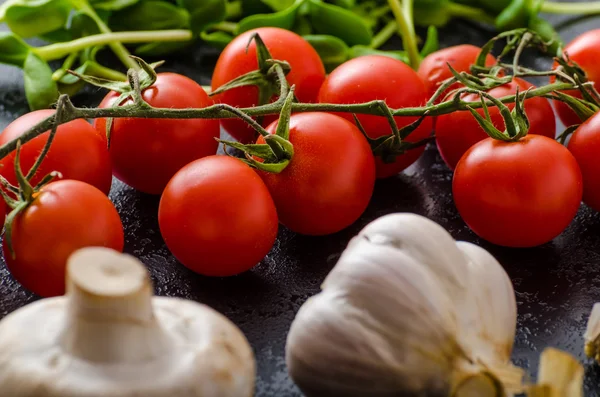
[159,155,278,276]
[318,55,432,179]
[3,180,124,297]
[435,78,556,170]
[0,110,112,195]
[256,112,375,235]
[212,27,326,144]
[552,29,600,127]
[568,111,600,211]
[453,135,582,248]
[418,44,496,98]
[95,73,219,195]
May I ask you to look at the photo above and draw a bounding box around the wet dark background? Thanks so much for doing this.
[0,3,599,395]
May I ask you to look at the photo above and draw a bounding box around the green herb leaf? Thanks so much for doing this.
[413,0,452,27]
[3,0,71,38]
[0,32,32,67]
[23,52,59,111]
[109,1,191,31]
[420,26,439,58]
[261,0,295,11]
[200,30,234,49]
[292,15,312,35]
[237,0,305,34]
[307,0,372,46]
[495,0,530,31]
[349,45,409,64]
[89,0,139,11]
[303,35,349,72]
[177,0,226,34]
[327,0,354,9]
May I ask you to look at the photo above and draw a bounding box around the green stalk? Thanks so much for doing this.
[371,20,398,49]
[388,0,420,69]
[68,0,138,70]
[540,1,600,14]
[34,30,193,61]
[84,63,128,81]
[212,21,238,34]
[446,2,496,25]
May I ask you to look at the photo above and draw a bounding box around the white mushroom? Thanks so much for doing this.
[0,247,256,397]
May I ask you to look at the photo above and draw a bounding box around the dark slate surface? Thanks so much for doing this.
[0,5,600,396]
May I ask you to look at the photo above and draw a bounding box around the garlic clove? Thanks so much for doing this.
[0,247,256,397]
[527,348,583,397]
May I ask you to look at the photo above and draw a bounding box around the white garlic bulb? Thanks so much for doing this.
[286,213,522,396]
[0,247,256,397]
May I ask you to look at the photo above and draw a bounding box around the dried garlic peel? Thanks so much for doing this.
[585,302,600,362]
[527,348,583,397]
[286,213,523,397]
[0,247,256,397]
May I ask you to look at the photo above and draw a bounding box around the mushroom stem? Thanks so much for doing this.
[59,247,174,364]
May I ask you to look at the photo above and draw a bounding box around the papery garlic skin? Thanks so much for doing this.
[0,247,255,397]
[286,213,520,397]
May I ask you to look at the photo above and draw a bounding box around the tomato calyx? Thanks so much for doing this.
[219,88,296,174]
[351,114,432,164]
[210,33,292,117]
[465,87,531,142]
[67,56,161,145]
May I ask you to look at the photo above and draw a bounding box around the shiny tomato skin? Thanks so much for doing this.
[317,55,432,178]
[453,135,582,248]
[158,155,278,276]
[212,27,326,144]
[552,29,600,127]
[0,110,112,195]
[95,73,219,195]
[435,78,556,170]
[256,112,376,236]
[4,180,124,297]
[567,111,600,211]
[418,44,496,98]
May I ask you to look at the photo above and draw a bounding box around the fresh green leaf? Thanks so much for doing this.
[303,34,349,71]
[109,1,190,31]
[3,0,71,38]
[419,26,439,57]
[261,0,295,11]
[528,16,562,56]
[292,15,312,35]
[135,40,192,56]
[200,30,234,49]
[23,52,59,111]
[177,0,226,34]
[0,32,32,67]
[413,0,452,27]
[495,0,530,31]
[236,0,305,34]
[349,45,409,64]
[240,0,272,17]
[89,0,139,11]
[308,0,372,46]
[327,0,354,8]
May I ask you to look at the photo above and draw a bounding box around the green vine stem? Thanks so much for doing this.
[371,20,398,49]
[34,30,193,62]
[446,2,496,25]
[387,0,421,69]
[540,1,600,15]
[69,0,138,70]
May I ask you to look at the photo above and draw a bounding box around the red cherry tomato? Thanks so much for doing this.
[568,111,600,211]
[453,135,582,248]
[552,29,600,127]
[159,155,278,276]
[418,44,496,98]
[318,55,432,179]
[212,27,326,144]
[435,78,556,170]
[0,110,112,195]
[95,73,219,195]
[4,180,124,297]
[256,112,376,235]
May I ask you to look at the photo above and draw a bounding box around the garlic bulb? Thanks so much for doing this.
[0,247,256,397]
[286,213,522,396]
[585,302,600,363]
[527,348,583,397]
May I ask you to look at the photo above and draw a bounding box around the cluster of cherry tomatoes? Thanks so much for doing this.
[0,27,599,298]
